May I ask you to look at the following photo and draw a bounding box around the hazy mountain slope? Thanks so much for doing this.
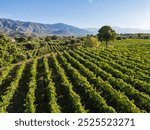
[0,18,90,36]
[85,27,150,34]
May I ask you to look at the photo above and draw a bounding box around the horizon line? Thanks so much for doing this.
[1,17,150,31]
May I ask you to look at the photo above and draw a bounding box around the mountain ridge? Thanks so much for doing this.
[85,27,150,34]
[0,18,91,37]
[1,18,150,37]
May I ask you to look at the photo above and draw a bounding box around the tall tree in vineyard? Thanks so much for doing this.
[97,25,116,47]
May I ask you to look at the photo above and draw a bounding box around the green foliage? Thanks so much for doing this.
[65,50,141,112]
[43,56,61,112]
[0,62,25,112]
[15,37,27,43]
[51,35,58,40]
[97,25,117,46]
[83,36,100,48]
[0,39,150,113]
[0,34,85,67]
[0,34,10,45]
[0,65,14,86]
[59,51,116,112]
[116,35,122,40]
[45,36,52,42]
[24,41,40,50]
[25,58,37,113]
[52,53,86,112]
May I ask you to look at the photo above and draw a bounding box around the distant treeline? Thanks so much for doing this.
[117,33,150,40]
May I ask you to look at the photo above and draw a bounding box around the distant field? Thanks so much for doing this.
[0,39,150,113]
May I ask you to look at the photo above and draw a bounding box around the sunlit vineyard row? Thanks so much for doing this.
[0,40,150,113]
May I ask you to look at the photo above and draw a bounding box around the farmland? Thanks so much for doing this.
[0,38,150,113]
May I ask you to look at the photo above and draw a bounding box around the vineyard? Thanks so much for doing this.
[0,39,150,113]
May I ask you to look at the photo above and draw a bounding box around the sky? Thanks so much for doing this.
[0,0,150,29]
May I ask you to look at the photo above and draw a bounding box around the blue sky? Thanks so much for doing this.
[0,0,150,29]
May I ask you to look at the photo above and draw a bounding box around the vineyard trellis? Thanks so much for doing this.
[0,40,150,113]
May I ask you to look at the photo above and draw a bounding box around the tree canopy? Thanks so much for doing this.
[97,25,116,47]
[83,36,99,48]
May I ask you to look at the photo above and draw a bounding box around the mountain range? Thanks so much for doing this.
[0,18,91,37]
[0,18,150,37]
[85,27,150,34]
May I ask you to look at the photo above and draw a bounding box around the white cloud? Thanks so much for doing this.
[88,0,94,3]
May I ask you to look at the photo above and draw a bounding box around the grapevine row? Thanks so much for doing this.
[63,51,141,112]
[77,50,150,95]
[0,65,14,86]
[82,49,150,81]
[68,50,150,112]
[43,56,61,112]
[0,62,25,112]
[25,58,37,113]
[97,49,150,76]
[58,52,116,113]
[51,53,86,113]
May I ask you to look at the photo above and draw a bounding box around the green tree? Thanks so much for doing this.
[45,36,52,42]
[137,33,143,39]
[83,36,99,47]
[0,34,9,45]
[15,37,27,43]
[97,25,116,47]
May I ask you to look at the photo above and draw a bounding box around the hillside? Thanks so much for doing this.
[85,27,150,34]
[0,18,91,36]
